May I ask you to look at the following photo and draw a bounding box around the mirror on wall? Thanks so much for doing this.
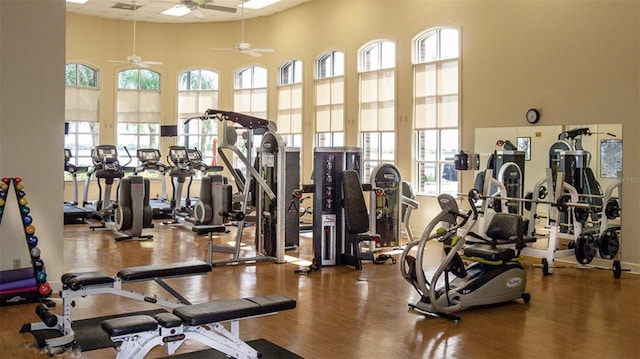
[474,124,623,195]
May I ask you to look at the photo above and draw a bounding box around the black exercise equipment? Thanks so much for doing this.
[101,294,296,359]
[63,148,93,224]
[341,170,381,270]
[82,145,130,225]
[114,175,154,241]
[134,148,172,219]
[22,260,213,355]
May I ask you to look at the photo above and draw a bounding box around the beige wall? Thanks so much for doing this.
[1,1,65,280]
[63,1,639,272]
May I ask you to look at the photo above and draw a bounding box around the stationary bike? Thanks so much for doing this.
[400,189,530,322]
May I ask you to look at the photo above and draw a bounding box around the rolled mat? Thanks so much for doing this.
[0,268,35,283]
[0,277,37,292]
[0,285,38,295]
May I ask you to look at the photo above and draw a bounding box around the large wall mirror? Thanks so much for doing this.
[474,123,622,197]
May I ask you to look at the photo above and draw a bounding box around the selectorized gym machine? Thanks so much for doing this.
[296,148,403,270]
[186,109,294,265]
[401,190,531,322]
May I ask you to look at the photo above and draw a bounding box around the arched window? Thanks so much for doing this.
[178,69,219,166]
[65,63,99,169]
[232,66,268,171]
[277,60,303,148]
[315,51,344,147]
[234,66,267,118]
[359,40,396,180]
[116,68,161,166]
[413,27,460,195]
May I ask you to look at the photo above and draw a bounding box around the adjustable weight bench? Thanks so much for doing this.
[21,260,212,355]
[102,294,296,359]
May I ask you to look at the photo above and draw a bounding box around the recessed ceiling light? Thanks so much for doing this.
[66,0,89,4]
[162,5,191,17]
[242,0,281,10]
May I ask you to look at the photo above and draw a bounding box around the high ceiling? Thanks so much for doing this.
[66,0,311,23]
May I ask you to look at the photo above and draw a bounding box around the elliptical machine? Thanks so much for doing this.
[83,145,131,225]
[400,189,530,322]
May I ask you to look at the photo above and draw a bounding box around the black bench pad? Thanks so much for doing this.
[192,225,227,235]
[154,312,182,328]
[173,295,296,326]
[117,260,212,281]
[62,271,114,291]
[102,315,158,337]
[464,244,516,263]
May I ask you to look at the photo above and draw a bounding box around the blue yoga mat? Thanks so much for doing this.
[0,277,37,291]
[0,267,34,283]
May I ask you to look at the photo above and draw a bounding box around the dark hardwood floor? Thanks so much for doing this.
[1,219,638,358]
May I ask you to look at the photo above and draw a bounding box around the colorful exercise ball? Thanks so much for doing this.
[25,224,36,234]
[33,259,44,271]
[23,215,33,225]
[38,282,52,297]
[19,197,29,206]
[16,182,24,190]
[0,199,4,206]
[14,177,22,183]
[0,183,7,191]
[30,246,41,258]
[21,205,30,215]
[27,235,38,247]
[36,270,47,283]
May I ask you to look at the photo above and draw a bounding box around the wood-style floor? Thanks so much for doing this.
[1,218,639,359]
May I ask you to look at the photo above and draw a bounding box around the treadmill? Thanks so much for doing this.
[135,148,173,219]
[63,149,93,224]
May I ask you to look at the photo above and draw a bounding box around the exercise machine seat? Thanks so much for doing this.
[464,213,524,263]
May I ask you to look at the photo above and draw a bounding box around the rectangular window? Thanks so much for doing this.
[413,28,460,195]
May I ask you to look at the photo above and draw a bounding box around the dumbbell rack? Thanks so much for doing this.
[0,177,52,306]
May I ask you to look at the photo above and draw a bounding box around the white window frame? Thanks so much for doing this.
[413,27,461,196]
[178,68,220,166]
[65,63,100,171]
[358,40,396,180]
[116,68,162,167]
[315,51,345,147]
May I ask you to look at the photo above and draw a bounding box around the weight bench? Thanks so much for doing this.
[102,294,296,359]
[21,260,212,355]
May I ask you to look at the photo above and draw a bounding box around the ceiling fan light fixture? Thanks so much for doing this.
[162,4,191,16]
[66,0,89,4]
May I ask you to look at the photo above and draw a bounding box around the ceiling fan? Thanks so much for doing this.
[165,0,237,18]
[213,2,274,57]
[108,1,162,68]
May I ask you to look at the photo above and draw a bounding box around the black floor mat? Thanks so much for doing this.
[26,309,167,351]
[161,338,303,359]
[27,311,302,358]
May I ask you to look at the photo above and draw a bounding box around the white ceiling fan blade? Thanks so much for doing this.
[243,50,262,57]
[143,60,163,65]
[212,47,234,51]
[107,60,129,63]
[252,48,275,53]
